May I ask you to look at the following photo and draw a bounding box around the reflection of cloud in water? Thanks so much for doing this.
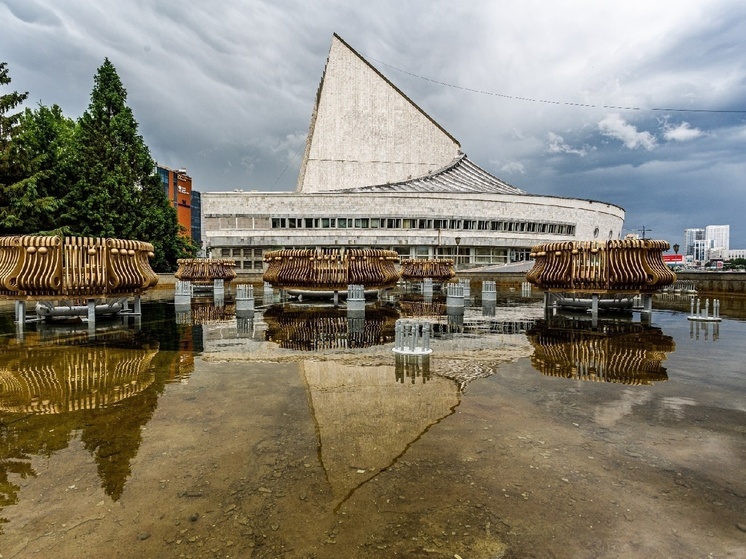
[301,360,458,505]
[660,396,697,420]
[595,389,654,427]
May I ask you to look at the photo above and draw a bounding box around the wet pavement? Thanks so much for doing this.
[0,290,744,558]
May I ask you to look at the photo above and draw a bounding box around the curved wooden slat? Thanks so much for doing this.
[526,239,676,293]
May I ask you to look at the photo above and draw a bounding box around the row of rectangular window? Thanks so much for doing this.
[270,217,574,235]
[221,248,264,257]
[217,246,531,263]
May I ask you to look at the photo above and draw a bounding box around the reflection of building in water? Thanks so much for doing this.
[264,305,398,350]
[462,318,536,335]
[300,360,457,504]
[527,318,675,385]
[394,354,431,383]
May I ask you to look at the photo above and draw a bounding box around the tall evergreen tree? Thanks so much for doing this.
[0,104,75,233]
[64,58,149,238]
[0,62,30,230]
[63,58,194,270]
[134,174,196,272]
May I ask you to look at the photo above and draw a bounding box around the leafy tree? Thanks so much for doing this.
[724,258,746,270]
[133,176,197,272]
[0,62,29,230]
[63,58,194,270]
[0,104,75,233]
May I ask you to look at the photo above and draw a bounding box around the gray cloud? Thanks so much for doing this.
[599,114,658,150]
[663,122,703,142]
[547,132,590,156]
[1,0,745,247]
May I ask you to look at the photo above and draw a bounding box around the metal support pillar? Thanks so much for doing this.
[591,293,599,329]
[423,278,433,297]
[87,299,96,324]
[15,300,26,324]
[347,284,365,312]
[641,293,653,314]
[15,300,26,340]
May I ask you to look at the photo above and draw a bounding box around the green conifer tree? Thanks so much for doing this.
[63,58,194,270]
[0,62,30,231]
[1,104,75,233]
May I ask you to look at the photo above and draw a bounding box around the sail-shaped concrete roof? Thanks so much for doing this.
[297,34,467,194]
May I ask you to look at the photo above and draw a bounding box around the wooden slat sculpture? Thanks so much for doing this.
[526,239,675,293]
[262,248,400,290]
[174,258,237,284]
[0,235,158,299]
[527,320,674,385]
[400,259,455,281]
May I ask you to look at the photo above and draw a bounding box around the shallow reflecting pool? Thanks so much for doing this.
[0,291,744,558]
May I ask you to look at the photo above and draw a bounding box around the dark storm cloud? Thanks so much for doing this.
[1,0,745,247]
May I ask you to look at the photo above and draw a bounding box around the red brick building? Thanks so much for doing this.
[157,165,193,238]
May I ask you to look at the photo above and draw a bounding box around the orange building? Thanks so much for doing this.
[157,165,193,238]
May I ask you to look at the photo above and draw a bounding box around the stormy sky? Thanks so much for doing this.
[2,0,745,248]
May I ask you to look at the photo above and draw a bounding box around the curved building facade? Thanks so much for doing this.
[203,34,625,272]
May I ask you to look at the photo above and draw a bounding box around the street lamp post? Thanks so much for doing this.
[455,237,461,268]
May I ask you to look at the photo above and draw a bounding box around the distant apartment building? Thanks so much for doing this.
[684,228,704,257]
[684,224,737,262]
[705,225,729,260]
[692,239,707,262]
[157,165,196,241]
[191,190,202,249]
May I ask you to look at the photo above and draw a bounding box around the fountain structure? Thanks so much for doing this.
[1,235,158,329]
[526,239,675,320]
[262,248,400,302]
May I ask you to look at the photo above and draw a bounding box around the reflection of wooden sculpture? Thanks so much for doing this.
[399,259,455,281]
[527,320,675,385]
[263,306,398,350]
[0,235,158,298]
[526,239,675,293]
[262,248,400,290]
[0,344,159,414]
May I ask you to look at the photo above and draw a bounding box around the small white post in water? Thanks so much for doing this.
[482,280,496,302]
[347,284,365,312]
[393,319,433,355]
[236,284,255,313]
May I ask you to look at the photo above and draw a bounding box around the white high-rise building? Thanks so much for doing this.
[692,239,707,262]
[684,228,704,257]
[705,225,730,260]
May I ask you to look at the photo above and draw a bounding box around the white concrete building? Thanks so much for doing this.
[684,228,705,258]
[203,34,626,272]
[705,225,730,261]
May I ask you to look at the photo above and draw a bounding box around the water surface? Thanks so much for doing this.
[0,292,744,558]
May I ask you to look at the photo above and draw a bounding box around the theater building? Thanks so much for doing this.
[202,34,625,273]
